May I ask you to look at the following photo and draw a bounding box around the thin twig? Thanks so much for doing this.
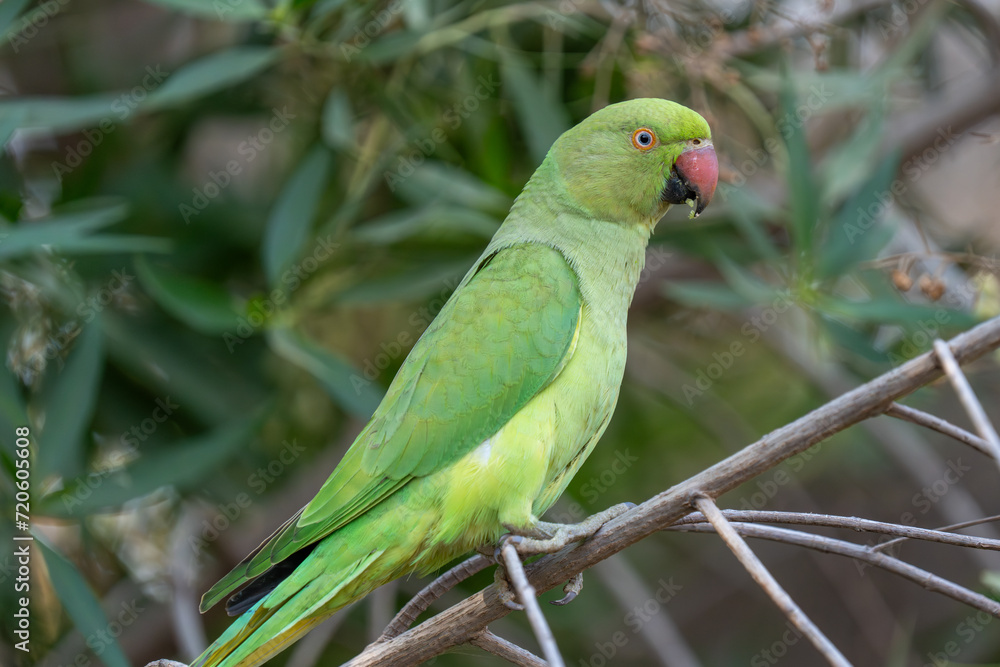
[676,522,1000,618]
[884,402,996,459]
[671,510,1000,551]
[691,496,852,667]
[469,630,548,667]
[872,514,1000,555]
[933,339,1000,469]
[500,542,565,667]
[378,554,492,641]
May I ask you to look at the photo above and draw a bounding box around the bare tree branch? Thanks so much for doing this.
[690,496,852,667]
[675,522,1000,617]
[343,316,1000,667]
[468,631,548,667]
[884,402,995,459]
[933,339,1000,468]
[671,510,1000,551]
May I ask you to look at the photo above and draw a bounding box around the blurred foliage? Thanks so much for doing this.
[1,0,1000,665]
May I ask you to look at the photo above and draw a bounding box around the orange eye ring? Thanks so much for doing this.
[631,127,657,151]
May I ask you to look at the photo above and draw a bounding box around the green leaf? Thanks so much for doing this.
[779,72,820,256]
[37,318,104,480]
[393,161,510,213]
[0,0,32,40]
[353,205,499,245]
[49,413,262,516]
[142,0,269,21]
[819,297,978,328]
[37,538,131,667]
[819,104,886,206]
[500,49,571,164]
[0,103,26,152]
[818,150,901,280]
[321,87,355,150]
[334,256,470,304]
[0,198,129,260]
[262,146,334,286]
[268,328,382,418]
[135,256,241,334]
[102,314,267,426]
[0,94,123,134]
[662,282,753,311]
[146,46,280,109]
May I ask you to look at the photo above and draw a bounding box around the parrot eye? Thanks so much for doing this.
[631,128,657,151]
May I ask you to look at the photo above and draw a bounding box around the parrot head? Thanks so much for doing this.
[551,98,718,227]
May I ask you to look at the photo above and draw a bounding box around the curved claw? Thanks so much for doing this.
[623,502,637,510]
[550,590,578,606]
[550,572,583,606]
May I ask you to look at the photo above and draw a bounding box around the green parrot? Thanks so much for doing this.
[193,98,717,667]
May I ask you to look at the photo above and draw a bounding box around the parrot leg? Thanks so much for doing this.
[490,536,527,610]
[490,503,635,608]
[503,502,636,555]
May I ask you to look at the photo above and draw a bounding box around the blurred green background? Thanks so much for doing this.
[2,0,1000,665]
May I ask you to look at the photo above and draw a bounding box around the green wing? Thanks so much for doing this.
[201,242,582,611]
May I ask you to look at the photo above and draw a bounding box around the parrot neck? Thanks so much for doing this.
[489,158,653,325]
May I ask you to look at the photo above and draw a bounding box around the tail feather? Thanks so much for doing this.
[193,549,385,667]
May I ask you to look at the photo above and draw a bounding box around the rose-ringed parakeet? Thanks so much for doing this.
[193,98,717,667]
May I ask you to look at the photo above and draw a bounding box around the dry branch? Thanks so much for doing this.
[343,315,1000,666]
[691,496,852,666]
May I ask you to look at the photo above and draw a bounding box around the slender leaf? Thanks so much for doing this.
[662,282,753,311]
[393,161,510,213]
[135,256,241,334]
[37,318,104,480]
[819,150,901,280]
[0,94,122,133]
[146,47,280,109]
[142,0,269,21]
[268,328,382,418]
[500,49,570,164]
[49,413,262,516]
[262,146,333,286]
[780,72,820,256]
[321,87,355,150]
[353,205,499,245]
[0,0,32,39]
[37,538,131,667]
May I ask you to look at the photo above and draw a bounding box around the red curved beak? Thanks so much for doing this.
[673,143,718,217]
